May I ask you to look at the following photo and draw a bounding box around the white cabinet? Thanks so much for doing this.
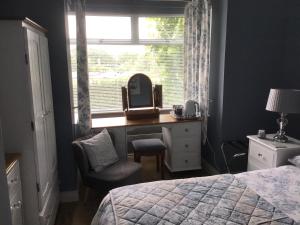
[247,134,300,171]
[163,121,202,172]
[0,19,59,225]
[6,157,23,225]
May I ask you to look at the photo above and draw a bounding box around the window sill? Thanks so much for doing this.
[92,108,172,119]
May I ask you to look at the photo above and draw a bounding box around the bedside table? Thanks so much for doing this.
[247,134,300,171]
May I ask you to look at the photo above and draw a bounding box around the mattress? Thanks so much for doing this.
[91,166,300,225]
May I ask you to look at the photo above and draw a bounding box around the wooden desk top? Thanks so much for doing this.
[5,153,21,174]
[92,114,201,128]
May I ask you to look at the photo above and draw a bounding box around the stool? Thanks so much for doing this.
[132,138,166,179]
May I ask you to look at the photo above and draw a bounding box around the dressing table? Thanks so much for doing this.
[92,73,202,172]
[92,114,202,172]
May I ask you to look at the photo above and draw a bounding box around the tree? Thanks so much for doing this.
[145,17,184,106]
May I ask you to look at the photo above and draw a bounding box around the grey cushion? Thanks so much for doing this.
[80,128,119,172]
[132,138,166,153]
[87,161,142,190]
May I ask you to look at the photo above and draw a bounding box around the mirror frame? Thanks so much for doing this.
[128,73,153,108]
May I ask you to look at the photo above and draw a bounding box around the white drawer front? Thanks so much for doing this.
[249,141,275,167]
[247,158,264,171]
[10,198,23,225]
[170,122,201,138]
[172,154,201,171]
[172,137,201,154]
[7,161,21,203]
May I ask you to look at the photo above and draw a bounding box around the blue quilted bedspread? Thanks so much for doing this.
[91,174,298,225]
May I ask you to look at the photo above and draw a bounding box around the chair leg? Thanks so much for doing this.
[161,151,165,179]
[156,154,160,172]
[84,186,90,204]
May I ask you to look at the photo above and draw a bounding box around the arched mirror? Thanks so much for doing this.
[121,73,162,119]
[128,73,153,108]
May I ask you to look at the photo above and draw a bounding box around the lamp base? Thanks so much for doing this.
[273,133,288,143]
[273,113,289,143]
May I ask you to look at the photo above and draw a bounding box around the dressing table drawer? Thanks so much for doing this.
[172,154,201,171]
[172,138,200,154]
[170,122,201,138]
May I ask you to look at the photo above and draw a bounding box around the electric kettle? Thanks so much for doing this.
[184,100,200,117]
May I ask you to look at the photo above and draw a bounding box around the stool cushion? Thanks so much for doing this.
[132,138,166,153]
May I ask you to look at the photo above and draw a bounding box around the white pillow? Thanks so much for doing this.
[80,129,119,172]
[288,155,300,167]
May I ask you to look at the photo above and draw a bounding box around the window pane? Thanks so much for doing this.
[68,15,76,39]
[87,44,184,113]
[139,17,184,40]
[68,15,131,40]
[86,16,131,39]
[70,44,78,108]
[68,15,185,114]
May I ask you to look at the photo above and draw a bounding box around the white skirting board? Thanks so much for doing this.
[60,190,79,203]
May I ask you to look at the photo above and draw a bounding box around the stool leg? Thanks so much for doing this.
[134,153,141,163]
[156,154,160,172]
[161,151,165,179]
[84,186,90,204]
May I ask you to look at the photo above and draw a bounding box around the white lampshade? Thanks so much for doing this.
[266,89,300,113]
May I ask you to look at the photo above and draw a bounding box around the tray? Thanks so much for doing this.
[170,111,202,120]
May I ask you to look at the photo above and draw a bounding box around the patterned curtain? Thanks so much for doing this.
[76,0,91,135]
[184,0,212,143]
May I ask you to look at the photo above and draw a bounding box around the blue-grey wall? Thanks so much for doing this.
[206,0,300,171]
[2,0,300,188]
[222,0,286,141]
[281,0,300,138]
[0,0,77,191]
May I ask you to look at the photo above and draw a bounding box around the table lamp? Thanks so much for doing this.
[266,89,300,142]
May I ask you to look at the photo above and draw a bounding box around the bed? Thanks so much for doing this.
[91,166,300,225]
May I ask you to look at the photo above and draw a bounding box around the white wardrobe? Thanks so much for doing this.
[0,19,59,225]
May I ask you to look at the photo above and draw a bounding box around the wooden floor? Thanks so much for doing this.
[54,155,211,225]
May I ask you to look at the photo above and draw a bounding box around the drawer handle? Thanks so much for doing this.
[45,213,52,219]
[184,128,189,132]
[9,177,18,184]
[185,144,189,148]
[10,201,22,210]
[185,159,188,163]
[257,153,263,158]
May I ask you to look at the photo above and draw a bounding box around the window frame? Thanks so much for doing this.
[69,13,184,118]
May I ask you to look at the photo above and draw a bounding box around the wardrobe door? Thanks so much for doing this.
[26,29,49,210]
[39,35,57,185]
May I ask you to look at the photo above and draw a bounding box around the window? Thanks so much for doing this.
[68,15,184,115]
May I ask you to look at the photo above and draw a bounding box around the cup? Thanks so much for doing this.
[257,129,266,139]
[173,105,183,116]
